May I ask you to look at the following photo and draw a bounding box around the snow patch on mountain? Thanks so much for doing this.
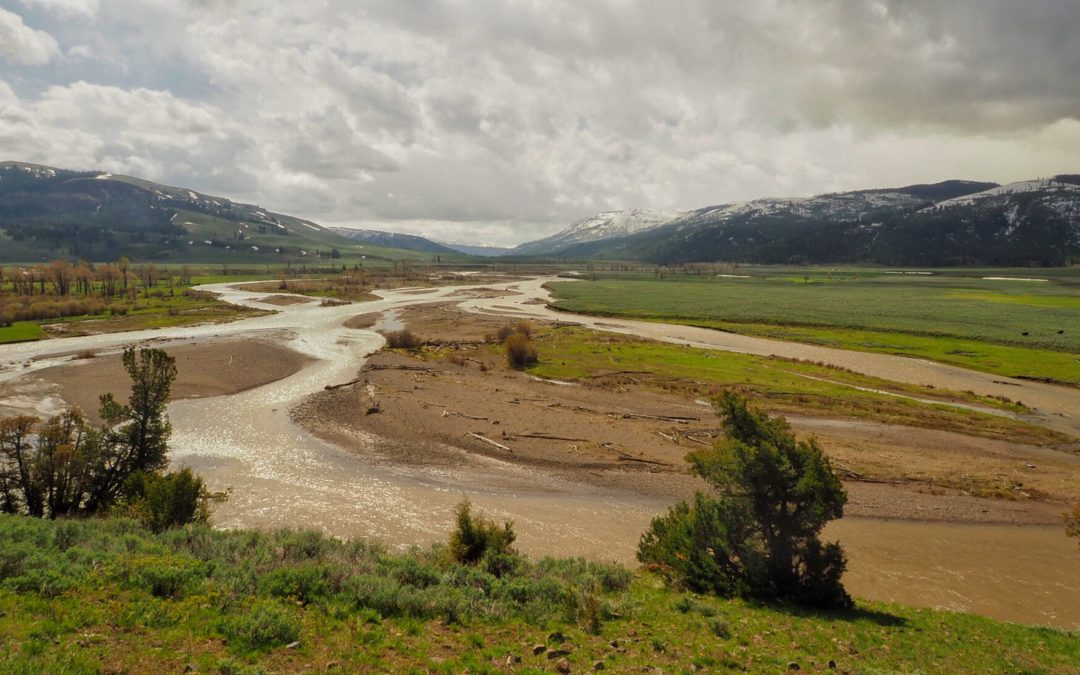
[512,209,683,255]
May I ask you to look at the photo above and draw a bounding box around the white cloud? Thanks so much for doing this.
[0,7,59,65]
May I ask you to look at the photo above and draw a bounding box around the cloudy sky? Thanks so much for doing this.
[2,1,1079,245]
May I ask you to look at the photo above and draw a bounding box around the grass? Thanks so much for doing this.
[522,326,1068,446]
[0,515,1076,673]
[547,271,1080,384]
[0,321,46,344]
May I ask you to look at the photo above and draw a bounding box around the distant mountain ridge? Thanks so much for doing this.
[330,227,459,255]
[0,161,363,262]
[510,209,683,256]
[515,178,1080,266]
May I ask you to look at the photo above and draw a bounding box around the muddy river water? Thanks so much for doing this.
[1,277,1077,630]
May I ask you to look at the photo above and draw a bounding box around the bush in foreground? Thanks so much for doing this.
[639,392,852,609]
[448,499,517,571]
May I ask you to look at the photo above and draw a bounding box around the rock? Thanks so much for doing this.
[828,660,837,670]
[183,665,198,673]
[787,662,800,670]
[506,654,522,666]
[548,647,572,660]
[556,657,571,673]
[325,662,339,670]
[593,661,605,671]
[365,404,380,415]
[608,640,620,649]
[548,631,565,643]
[533,644,548,656]
[286,641,301,649]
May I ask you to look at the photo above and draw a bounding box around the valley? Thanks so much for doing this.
[1,272,1078,633]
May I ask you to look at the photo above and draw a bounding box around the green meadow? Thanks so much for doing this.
[547,269,1080,384]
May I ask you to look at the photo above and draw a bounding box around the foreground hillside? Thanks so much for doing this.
[0,516,1076,673]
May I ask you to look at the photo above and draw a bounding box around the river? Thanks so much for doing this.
[1,276,1077,629]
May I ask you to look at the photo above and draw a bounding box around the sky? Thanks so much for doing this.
[1,1,1079,246]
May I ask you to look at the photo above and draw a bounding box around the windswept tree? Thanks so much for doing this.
[638,392,852,609]
[89,347,177,510]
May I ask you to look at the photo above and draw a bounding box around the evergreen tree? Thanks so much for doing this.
[639,392,852,609]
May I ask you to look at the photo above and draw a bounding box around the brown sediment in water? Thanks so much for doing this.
[21,336,313,422]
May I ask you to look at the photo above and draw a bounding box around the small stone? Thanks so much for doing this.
[828,660,837,670]
[556,657,571,673]
[592,661,605,671]
[533,644,548,656]
[787,662,800,671]
[325,662,339,671]
[286,641,301,649]
[608,640,620,649]
[183,665,198,673]
[548,631,565,643]
[506,654,522,666]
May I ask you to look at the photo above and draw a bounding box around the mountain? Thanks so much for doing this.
[0,161,365,263]
[330,227,459,256]
[518,178,1080,266]
[438,242,511,257]
[509,209,683,256]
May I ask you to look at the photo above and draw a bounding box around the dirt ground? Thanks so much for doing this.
[294,304,1080,526]
[9,336,312,422]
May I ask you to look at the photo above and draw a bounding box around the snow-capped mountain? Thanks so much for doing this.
[515,177,1080,266]
[510,209,683,256]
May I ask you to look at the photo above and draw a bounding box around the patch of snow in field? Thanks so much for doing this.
[94,172,112,180]
[981,276,1048,282]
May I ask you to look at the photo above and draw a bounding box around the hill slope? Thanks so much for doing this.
[2,515,1077,673]
[511,209,683,256]
[0,161,365,263]
[522,178,1080,265]
[330,227,460,256]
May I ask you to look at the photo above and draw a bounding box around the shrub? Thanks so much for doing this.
[637,392,852,609]
[122,468,222,533]
[448,499,516,567]
[260,564,334,605]
[221,600,300,651]
[504,333,538,369]
[384,328,422,349]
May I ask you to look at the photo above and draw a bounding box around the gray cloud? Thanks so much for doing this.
[1,1,1078,245]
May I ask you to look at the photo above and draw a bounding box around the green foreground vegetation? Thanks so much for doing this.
[547,269,1080,385]
[2,515,1077,674]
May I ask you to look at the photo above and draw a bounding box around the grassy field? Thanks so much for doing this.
[522,326,1067,447]
[0,289,268,344]
[547,269,1080,384]
[1,515,1076,674]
